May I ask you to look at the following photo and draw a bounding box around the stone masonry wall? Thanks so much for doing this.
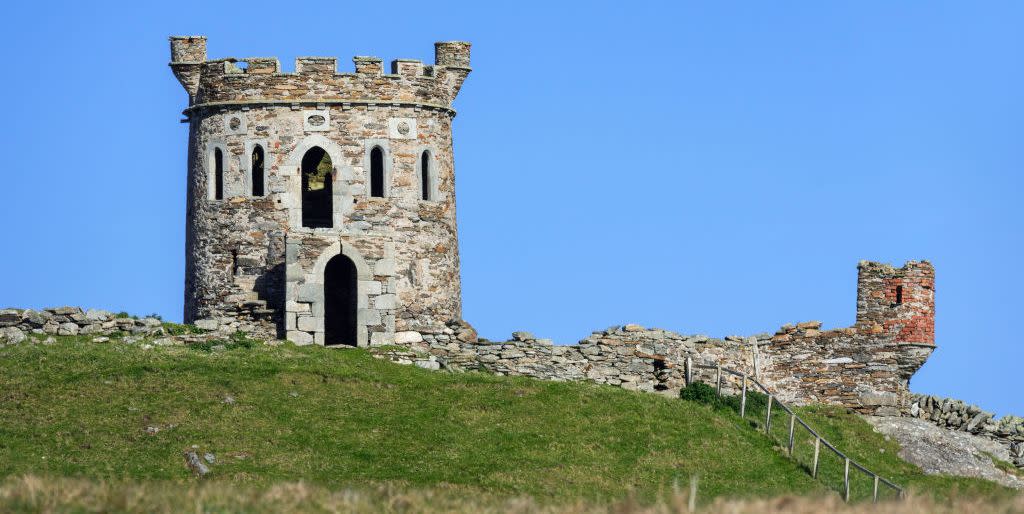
[377,261,936,417]
[385,320,930,417]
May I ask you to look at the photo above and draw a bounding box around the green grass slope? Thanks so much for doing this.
[0,335,1014,507]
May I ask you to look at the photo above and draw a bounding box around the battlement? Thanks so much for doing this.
[169,37,471,115]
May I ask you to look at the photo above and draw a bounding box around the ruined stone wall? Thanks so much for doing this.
[171,37,469,344]
[380,261,936,416]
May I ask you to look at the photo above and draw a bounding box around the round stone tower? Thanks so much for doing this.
[168,36,471,345]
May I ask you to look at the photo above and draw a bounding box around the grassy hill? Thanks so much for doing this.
[0,332,1016,512]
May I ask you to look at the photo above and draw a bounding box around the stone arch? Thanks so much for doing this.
[363,139,393,198]
[205,141,229,201]
[283,134,352,228]
[311,240,372,282]
[304,240,373,346]
[414,145,439,202]
[300,146,333,228]
[242,139,270,198]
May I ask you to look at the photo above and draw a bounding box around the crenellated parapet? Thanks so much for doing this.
[169,36,471,117]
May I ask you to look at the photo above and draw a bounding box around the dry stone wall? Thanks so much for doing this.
[0,307,166,341]
[908,394,1024,467]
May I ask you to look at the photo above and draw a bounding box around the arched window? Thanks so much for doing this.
[420,151,431,201]
[370,146,385,198]
[213,148,224,200]
[251,145,265,197]
[301,147,333,228]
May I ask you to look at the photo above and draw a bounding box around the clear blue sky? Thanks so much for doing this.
[1,1,1020,415]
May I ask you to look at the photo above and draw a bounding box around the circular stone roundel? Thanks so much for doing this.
[397,121,411,135]
[307,114,326,127]
[229,117,242,130]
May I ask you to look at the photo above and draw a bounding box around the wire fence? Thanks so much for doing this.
[685,358,903,503]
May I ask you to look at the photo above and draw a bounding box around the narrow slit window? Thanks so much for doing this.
[251,145,265,197]
[420,151,431,201]
[895,285,903,306]
[213,148,224,200]
[370,146,385,197]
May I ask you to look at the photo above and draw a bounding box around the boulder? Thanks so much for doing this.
[23,310,51,327]
[84,309,111,321]
[1010,442,1023,459]
[0,327,26,344]
[966,412,992,433]
[49,306,82,316]
[511,331,534,341]
[183,451,210,477]
[57,322,80,336]
[0,309,22,327]
[194,319,219,331]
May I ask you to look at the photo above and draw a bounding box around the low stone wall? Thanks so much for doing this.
[0,307,167,342]
[0,307,269,349]
[908,394,1024,467]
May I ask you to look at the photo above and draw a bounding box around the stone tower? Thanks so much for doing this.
[169,36,471,346]
[855,260,935,345]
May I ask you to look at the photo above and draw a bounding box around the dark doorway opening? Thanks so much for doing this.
[324,254,358,346]
[302,147,333,228]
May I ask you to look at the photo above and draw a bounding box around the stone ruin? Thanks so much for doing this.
[381,260,937,417]
[161,36,947,418]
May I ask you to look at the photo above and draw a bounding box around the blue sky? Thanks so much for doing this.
[1,1,1021,415]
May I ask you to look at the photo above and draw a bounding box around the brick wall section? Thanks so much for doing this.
[856,261,935,344]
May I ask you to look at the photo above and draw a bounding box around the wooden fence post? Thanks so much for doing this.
[688,475,698,513]
[740,373,747,418]
[685,357,692,387]
[873,475,879,503]
[812,437,820,478]
[765,395,773,434]
[787,413,796,456]
[844,458,851,503]
[715,364,722,396]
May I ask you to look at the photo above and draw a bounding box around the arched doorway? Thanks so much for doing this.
[301,146,333,228]
[324,254,358,346]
